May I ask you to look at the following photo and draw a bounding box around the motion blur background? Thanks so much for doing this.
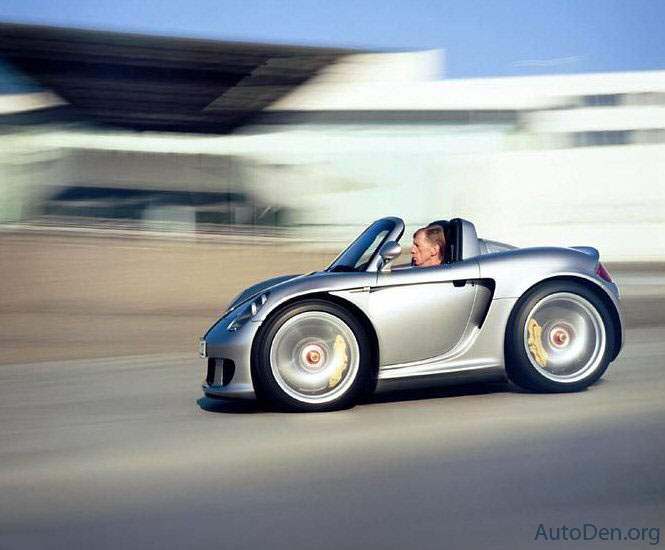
[1,3,664,363]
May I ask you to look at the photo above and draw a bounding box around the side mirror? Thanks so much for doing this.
[378,241,401,272]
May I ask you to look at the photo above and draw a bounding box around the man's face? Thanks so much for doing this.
[411,231,438,267]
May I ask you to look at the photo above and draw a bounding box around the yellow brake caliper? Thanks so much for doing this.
[328,335,349,388]
[527,319,549,368]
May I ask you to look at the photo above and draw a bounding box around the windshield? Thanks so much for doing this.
[326,219,397,272]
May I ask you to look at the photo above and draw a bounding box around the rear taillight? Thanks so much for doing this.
[596,262,612,282]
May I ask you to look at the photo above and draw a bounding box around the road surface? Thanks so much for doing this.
[1,325,664,549]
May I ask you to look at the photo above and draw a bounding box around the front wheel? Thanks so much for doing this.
[252,300,372,412]
[505,281,615,392]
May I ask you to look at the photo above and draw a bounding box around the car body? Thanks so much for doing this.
[200,217,624,411]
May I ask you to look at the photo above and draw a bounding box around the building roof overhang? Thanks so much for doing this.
[0,23,356,133]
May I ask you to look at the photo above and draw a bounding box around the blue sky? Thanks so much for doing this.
[1,0,664,78]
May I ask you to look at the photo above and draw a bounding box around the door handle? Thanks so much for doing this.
[453,279,467,287]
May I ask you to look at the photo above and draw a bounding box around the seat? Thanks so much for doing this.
[429,219,462,263]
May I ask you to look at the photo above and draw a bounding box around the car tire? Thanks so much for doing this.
[252,300,372,412]
[505,281,615,393]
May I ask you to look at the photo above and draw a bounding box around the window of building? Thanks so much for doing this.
[572,131,633,147]
[579,94,623,107]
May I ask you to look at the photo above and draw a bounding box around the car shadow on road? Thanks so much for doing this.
[196,396,262,414]
[364,379,527,405]
[366,377,603,405]
[196,378,582,414]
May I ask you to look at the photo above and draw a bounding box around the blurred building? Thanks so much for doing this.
[1,23,664,259]
[0,23,352,231]
[254,57,665,258]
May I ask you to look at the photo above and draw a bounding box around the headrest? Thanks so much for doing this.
[428,219,453,263]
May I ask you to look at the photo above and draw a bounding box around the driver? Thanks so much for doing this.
[411,225,445,267]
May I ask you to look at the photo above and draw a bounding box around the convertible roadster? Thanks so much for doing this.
[200,217,623,412]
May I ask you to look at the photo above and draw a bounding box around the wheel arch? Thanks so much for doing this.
[504,275,622,362]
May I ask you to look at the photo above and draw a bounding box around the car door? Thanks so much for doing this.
[368,259,480,366]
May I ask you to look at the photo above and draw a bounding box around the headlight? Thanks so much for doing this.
[227,293,268,332]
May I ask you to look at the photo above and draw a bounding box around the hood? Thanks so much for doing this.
[225,273,306,313]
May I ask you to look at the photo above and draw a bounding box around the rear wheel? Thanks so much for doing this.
[505,281,615,392]
[252,300,372,411]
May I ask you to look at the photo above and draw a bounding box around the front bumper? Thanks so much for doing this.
[200,318,262,400]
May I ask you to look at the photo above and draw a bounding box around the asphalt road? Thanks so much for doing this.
[1,326,664,550]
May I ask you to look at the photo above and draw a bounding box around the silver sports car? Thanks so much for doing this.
[200,217,623,412]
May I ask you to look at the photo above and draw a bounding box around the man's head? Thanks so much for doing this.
[411,225,445,267]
